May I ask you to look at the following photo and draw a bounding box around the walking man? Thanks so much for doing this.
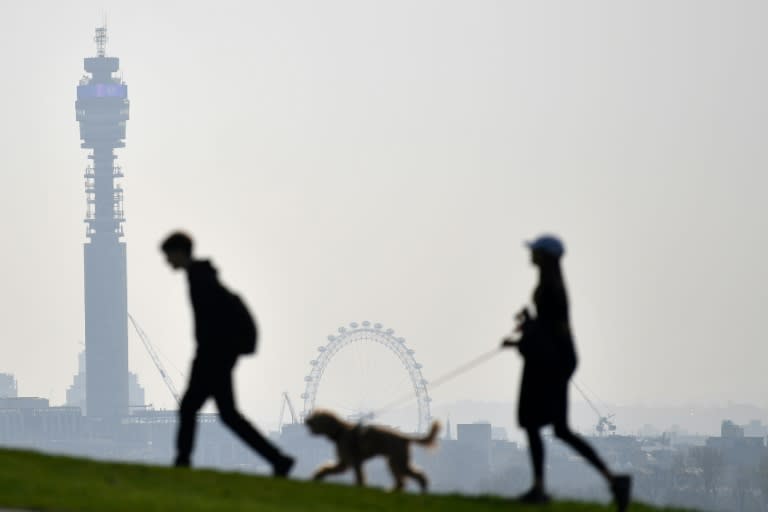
[502,234,630,510]
[161,231,294,476]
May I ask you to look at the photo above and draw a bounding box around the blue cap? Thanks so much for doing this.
[525,234,565,257]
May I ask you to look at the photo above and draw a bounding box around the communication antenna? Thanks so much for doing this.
[94,23,107,57]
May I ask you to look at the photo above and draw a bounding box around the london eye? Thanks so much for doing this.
[300,322,432,433]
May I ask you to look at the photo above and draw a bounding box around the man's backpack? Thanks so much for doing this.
[226,292,258,355]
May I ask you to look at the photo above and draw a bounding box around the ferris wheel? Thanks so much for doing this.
[300,321,432,433]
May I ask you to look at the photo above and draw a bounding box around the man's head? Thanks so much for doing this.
[161,231,193,270]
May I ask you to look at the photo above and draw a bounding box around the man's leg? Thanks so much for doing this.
[175,358,210,467]
[213,357,291,472]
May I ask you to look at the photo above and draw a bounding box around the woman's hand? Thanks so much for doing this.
[501,337,519,349]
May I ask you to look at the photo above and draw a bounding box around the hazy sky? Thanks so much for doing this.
[1,1,766,433]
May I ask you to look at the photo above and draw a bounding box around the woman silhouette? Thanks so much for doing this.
[502,234,630,510]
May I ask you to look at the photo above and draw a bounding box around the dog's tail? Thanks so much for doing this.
[414,421,441,447]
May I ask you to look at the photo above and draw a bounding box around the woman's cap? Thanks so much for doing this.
[525,234,565,257]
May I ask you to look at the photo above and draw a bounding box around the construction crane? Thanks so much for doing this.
[128,314,181,406]
[277,392,298,431]
[596,414,617,436]
[572,380,616,436]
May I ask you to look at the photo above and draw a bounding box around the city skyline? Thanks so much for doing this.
[0,1,766,435]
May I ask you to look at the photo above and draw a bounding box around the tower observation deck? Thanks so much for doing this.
[75,26,130,419]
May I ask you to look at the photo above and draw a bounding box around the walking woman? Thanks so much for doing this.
[502,235,630,510]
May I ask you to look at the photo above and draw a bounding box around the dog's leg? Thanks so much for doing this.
[353,463,366,487]
[312,461,348,481]
[406,466,428,493]
[387,459,406,492]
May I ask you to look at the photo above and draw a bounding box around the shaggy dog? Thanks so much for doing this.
[305,410,440,492]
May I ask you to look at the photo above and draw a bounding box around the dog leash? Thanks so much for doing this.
[367,342,614,433]
[368,346,503,419]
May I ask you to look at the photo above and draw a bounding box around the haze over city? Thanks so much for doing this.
[1,0,766,441]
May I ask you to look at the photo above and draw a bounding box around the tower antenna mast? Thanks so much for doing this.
[94,24,107,57]
[76,25,130,418]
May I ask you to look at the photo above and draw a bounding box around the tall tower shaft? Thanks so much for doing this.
[75,26,130,418]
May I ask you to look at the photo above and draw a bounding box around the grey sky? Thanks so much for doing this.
[0,1,766,431]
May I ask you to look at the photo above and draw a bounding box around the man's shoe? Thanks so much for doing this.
[611,474,632,512]
[273,456,294,478]
[173,456,190,468]
[515,487,551,504]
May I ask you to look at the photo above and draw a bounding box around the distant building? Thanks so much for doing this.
[458,422,492,445]
[743,419,768,438]
[705,419,766,468]
[0,396,84,450]
[721,419,744,438]
[65,352,87,412]
[491,426,509,441]
[0,397,49,409]
[76,25,131,419]
[432,422,494,490]
[128,373,146,412]
[67,351,145,415]
[0,374,17,398]
[457,422,493,466]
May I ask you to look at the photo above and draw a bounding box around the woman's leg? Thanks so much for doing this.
[552,421,610,479]
[553,421,631,511]
[525,427,545,491]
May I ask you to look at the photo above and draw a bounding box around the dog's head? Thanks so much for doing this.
[305,410,345,438]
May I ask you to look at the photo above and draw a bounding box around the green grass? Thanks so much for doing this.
[0,448,688,512]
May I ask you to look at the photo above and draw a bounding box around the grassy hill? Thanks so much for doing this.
[0,448,688,512]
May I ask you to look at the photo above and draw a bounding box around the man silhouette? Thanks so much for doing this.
[502,235,630,510]
[161,231,294,476]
